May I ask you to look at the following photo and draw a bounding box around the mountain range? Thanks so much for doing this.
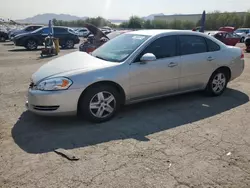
[15,13,165,24]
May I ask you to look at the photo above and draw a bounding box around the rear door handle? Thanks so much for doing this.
[168,62,178,67]
[207,56,215,61]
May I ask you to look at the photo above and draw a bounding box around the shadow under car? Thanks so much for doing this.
[12,88,249,154]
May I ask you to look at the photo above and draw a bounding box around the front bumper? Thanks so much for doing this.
[26,88,83,116]
[75,38,80,44]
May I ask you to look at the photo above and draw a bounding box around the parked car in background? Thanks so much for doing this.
[75,27,90,37]
[13,26,80,50]
[234,28,250,43]
[0,29,9,42]
[218,26,235,33]
[207,31,240,46]
[26,30,244,122]
[8,25,43,40]
[100,28,112,35]
[79,23,131,52]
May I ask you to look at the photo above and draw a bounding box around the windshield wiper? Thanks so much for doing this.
[94,55,107,61]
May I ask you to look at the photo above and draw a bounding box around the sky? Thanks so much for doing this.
[0,0,249,20]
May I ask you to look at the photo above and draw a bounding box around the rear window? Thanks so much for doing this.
[236,29,249,33]
[205,38,220,52]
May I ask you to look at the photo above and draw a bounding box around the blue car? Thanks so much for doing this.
[9,25,43,40]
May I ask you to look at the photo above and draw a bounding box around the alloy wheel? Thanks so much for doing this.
[0,36,5,42]
[212,73,226,94]
[27,40,37,50]
[66,40,74,48]
[89,91,116,118]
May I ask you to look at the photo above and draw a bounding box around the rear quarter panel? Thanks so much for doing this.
[219,47,244,81]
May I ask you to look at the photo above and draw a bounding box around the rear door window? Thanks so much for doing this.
[54,28,67,34]
[25,26,34,31]
[179,35,207,55]
[205,38,220,52]
[34,26,42,30]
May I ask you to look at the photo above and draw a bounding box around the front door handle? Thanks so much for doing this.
[168,62,178,67]
[207,56,215,61]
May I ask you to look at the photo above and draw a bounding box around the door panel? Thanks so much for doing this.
[179,52,215,91]
[129,57,180,100]
[178,35,217,91]
[129,35,180,100]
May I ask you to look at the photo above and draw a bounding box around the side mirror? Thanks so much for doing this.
[140,53,156,63]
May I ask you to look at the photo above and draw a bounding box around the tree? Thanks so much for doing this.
[127,16,144,29]
[119,21,129,28]
[52,18,58,26]
[143,20,153,29]
[182,20,195,29]
[49,11,250,30]
[243,12,250,27]
[151,20,168,29]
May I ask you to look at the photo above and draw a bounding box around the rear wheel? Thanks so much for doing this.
[240,37,245,43]
[65,39,74,49]
[205,70,228,96]
[25,39,37,50]
[78,85,120,123]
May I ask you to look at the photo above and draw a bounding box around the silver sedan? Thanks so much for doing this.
[26,30,245,122]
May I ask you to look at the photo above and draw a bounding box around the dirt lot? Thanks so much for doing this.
[0,42,250,188]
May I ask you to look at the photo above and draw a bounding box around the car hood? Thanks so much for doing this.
[13,32,30,40]
[12,30,26,35]
[32,51,117,83]
[84,23,109,40]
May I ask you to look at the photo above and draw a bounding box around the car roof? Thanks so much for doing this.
[26,25,43,27]
[126,29,210,37]
[236,28,250,30]
[41,26,69,29]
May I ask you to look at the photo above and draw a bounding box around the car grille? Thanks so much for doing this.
[33,105,59,111]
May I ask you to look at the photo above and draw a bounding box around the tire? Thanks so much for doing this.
[0,36,6,42]
[205,70,228,96]
[25,39,38,50]
[78,84,121,123]
[240,37,245,43]
[65,39,74,49]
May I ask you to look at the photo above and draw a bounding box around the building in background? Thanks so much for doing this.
[154,12,247,23]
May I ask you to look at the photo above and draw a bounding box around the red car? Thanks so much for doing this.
[218,26,236,33]
[207,31,240,46]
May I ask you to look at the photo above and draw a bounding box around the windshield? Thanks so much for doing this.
[236,29,247,33]
[107,31,124,39]
[92,34,150,62]
[68,28,76,34]
[31,27,44,33]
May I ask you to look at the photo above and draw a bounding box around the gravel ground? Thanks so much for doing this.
[0,42,250,188]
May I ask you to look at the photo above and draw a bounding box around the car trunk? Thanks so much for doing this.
[218,27,236,33]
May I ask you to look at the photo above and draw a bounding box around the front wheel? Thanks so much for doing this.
[240,37,245,43]
[78,85,120,123]
[205,71,228,96]
[25,39,37,50]
[0,36,6,42]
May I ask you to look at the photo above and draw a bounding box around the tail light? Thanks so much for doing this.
[241,49,244,59]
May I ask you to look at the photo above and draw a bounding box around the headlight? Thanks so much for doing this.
[35,77,73,91]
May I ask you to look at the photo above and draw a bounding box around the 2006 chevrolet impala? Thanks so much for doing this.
[26,30,245,122]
